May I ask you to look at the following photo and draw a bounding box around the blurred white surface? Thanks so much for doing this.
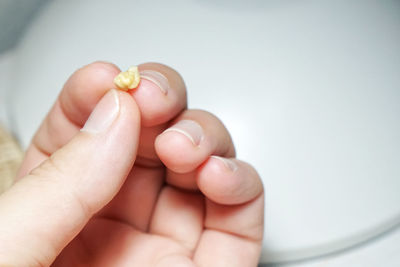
[264,224,400,267]
[0,0,49,53]
[3,0,400,264]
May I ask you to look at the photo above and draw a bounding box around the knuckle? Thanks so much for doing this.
[29,155,66,180]
[87,60,119,72]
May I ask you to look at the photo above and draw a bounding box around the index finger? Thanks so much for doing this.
[17,61,188,178]
[17,61,120,178]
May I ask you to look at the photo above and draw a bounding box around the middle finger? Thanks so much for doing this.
[133,62,187,167]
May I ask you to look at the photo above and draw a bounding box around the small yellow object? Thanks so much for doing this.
[113,66,141,90]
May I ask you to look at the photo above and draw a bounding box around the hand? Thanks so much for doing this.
[0,62,264,266]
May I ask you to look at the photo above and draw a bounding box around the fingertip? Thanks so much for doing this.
[85,60,121,74]
[154,110,235,176]
[139,62,185,90]
[197,157,263,205]
[129,78,179,127]
[60,61,121,126]
[155,129,207,173]
[197,156,239,204]
[128,62,187,127]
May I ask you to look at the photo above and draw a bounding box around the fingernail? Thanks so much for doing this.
[81,89,120,133]
[139,70,169,94]
[163,120,203,146]
[211,156,238,172]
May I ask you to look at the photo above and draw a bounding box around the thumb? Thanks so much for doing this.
[0,89,140,266]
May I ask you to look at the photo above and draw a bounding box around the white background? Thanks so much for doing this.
[1,0,399,265]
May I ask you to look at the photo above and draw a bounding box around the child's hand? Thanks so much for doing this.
[0,62,264,266]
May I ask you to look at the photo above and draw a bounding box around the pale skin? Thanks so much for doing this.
[0,62,264,266]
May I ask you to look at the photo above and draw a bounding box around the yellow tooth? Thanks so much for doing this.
[113,66,141,90]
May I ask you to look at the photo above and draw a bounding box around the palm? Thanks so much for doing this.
[53,157,263,266]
